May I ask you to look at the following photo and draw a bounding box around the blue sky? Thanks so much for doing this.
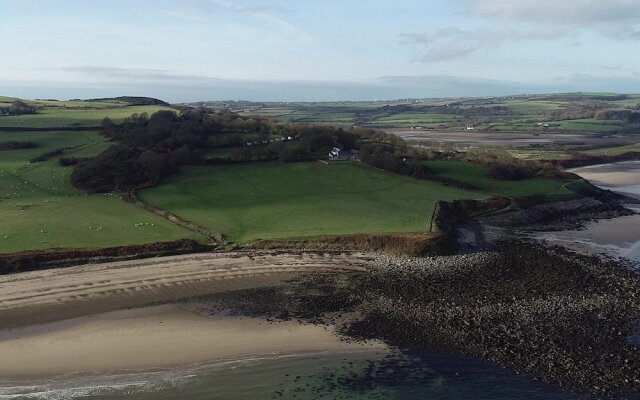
[1,0,640,101]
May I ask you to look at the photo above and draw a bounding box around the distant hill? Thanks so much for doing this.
[84,96,170,106]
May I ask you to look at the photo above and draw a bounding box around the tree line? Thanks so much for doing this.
[71,109,374,192]
[0,100,37,115]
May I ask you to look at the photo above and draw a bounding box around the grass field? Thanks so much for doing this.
[553,119,626,133]
[370,113,460,127]
[139,162,484,242]
[228,94,640,136]
[500,100,565,114]
[424,160,576,198]
[0,94,622,253]
[582,143,640,156]
[0,105,174,128]
[509,150,573,161]
[0,129,197,254]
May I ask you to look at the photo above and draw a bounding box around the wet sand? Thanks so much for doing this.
[0,304,385,380]
[570,161,640,201]
[0,251,375,329]
[537,215,640,262]
[386,129,638,149]
[541,162,640,262]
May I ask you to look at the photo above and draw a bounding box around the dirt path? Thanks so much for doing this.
[125,190,224,244]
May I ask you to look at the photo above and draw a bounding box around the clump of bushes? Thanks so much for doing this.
[72,109,374,192]
[360,143,430,179]
[4,100,37,115]
[486,162,538,180]
[58,157,86,167]
[465,147,541,181]
[29,149,64,163]
[0,141,37,151]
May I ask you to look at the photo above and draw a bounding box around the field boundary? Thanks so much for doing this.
[0,126,99,132]
[125,191,225,244]
[0,239,211,274]
[247,232,450,256]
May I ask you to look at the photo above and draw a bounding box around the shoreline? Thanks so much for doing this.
[0,304,386,381]
[0,250,375,329]
[1,243,639,396]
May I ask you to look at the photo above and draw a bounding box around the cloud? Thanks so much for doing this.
[401,27,566,62]
[404,0,640,64]
[466,0,640,39]
[57,66,213,83]
[176,0,314,43]
[469,0,640,24]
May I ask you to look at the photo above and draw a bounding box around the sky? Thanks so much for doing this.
[1,0,640,102]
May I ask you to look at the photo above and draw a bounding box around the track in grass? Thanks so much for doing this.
[139,161,483,242]
[0,130,198,254]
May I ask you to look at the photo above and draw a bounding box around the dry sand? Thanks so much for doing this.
[570,162,640,195]
[0,304,385,380]
[0,251,382,381]
[0,250,376,329]
[570,162,640,203]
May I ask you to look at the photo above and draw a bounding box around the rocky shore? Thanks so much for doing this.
[480,197,633,231]
[197,243,640,397]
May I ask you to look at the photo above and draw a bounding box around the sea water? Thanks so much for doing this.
[538,161,640,264]
[0,349,594,400]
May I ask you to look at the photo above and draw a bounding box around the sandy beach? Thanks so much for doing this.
[0,250,375,329]
[0,304,385,380]
[0,250,383,385]
[570,161,640,200]
[536,162,640,262]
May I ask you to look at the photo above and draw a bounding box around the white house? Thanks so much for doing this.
[329,147,360,160]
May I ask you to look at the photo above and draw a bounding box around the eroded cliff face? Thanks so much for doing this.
[0,239,209,274]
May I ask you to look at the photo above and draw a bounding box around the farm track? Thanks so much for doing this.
[0,250,375,328]
[126,190,224,243]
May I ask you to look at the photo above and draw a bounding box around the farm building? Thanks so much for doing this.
[329,147,359,160]
[0,107,10,115]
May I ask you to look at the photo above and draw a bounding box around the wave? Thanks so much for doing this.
[0,349,379,400]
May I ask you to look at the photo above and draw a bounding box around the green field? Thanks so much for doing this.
[222,93,640,136]
[0,129,197,254]
[582,143,640,156]
[139,162,484,242]
[0,105,174,128]
[0,94,617,253]
[500,100,565,114]
[553,119,626,133]
[509,150,572,161]
[371,113,460,127]
[424,160,575,198]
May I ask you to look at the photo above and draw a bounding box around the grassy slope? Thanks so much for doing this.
[0,105,173,128]
[140,162,483,242]
[582,143,640,156]
[0,130,197,254]
[424,160,575,198]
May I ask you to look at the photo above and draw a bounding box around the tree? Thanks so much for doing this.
[9,100,36,115]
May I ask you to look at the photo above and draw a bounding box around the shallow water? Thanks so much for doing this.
[0,349,592,400]
[537,214,640,264]
[570,161,640,200]
[545,161,640,263]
